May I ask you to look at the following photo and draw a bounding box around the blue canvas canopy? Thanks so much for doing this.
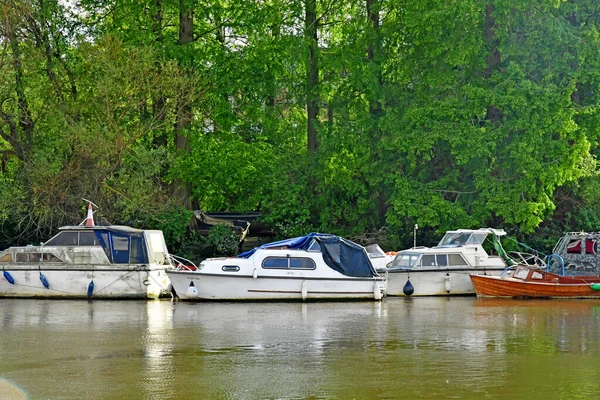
[238,233,378,278]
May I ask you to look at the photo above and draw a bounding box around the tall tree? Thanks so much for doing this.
[305,0,319,152]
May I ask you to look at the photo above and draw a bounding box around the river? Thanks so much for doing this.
[1,297,600,399]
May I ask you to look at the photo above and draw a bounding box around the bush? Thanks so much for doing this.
[205,224,240,256]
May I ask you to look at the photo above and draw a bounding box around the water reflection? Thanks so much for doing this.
[1,298,600,399]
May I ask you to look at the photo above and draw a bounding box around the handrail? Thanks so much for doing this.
[166,254,198,270]
[545,253,565,276]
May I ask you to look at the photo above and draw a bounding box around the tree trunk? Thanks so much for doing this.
[305,0,319,152]
[174,0,193,210]
[366,0,386,225]
[152,0,167,147]
[485,4,503,124]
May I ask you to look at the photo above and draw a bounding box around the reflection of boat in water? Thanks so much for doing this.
[473,297,600,309]
[167,233,386,301]
[0,203,182,299]
[471,232,600,299]
[378,229,509,296]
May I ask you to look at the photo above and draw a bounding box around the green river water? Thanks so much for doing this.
[1,297,600,399]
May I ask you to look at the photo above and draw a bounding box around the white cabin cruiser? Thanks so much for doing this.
[0,204,178,299]
[379,228,509,296]
[167,233,386,301]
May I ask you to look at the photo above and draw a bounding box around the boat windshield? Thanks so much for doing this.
[365,244,386,258]
[438,232,488,246]
[307,239,321,252]
[390,253,420,269]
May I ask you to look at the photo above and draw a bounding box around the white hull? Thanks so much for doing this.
[384,268,505,296]
[168,271,385,301]
[0,265,171,299]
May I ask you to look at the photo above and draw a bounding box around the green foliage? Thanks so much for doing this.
[2,0,600,254]
[151,206,195,246]
[205,223,240,256]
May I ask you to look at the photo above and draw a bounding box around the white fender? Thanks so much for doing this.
[186,285,198,297]
[252,268,258,279]
[301,280,308,300]
[384,270,389,291]
[444,273,451,293]
[374,282,382,300]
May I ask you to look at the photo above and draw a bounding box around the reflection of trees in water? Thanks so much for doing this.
[475,299,600,355]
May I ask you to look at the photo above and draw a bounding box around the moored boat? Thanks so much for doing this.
[470,265,600,298]
[0,203,183,299]
[167,232,386,301]
[378,228,511,296]
[470,231,600,299]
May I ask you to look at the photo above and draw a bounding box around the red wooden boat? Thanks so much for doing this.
[470,265,600,298]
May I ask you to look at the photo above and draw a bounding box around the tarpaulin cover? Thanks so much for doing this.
[238,233,332,257]
[238,232,377,278]
[317,236,377,277]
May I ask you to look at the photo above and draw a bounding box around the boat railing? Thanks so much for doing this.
[508,251,546,268]
[545,253,565,276]
[167,254,198,271]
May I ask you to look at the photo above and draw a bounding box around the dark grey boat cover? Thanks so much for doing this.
[316,236,378,278]
[238,232,378,278]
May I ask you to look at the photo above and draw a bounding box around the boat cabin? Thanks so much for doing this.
[386,228,508,270]
[0,226,170,266]
[550,232,600,275]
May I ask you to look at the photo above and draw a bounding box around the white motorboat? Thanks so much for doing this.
[167,233,386,301]
[379,228,510,296]
[0,203,182,299]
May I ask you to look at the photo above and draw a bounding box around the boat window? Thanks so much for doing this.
[307,240,321,252]
[0,253,12,262]
[262,257,316,270]
[448,254,468,266]
[436,254,448,266]
[531,271,543,279]
[420,255,436,267]
[438,232,471,246]
[514,267,529,280]
[129,236,146,263]
[222,265,240,272]
[113,236,129,251]
[467,233,487,245]
[42,253,62,262]
[567,239,582,254]
[391,253,420,268]
[45,231,78,246]
[290,258,315,269]
[263,257,289,269]
[79,232,100,246]
[16,253,42,263]
[585,239,596,255]
[111,235,131,264]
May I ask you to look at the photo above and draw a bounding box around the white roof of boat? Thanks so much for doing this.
[444,228,506,236]
[58,225,145,233]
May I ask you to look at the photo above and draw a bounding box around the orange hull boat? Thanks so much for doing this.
[470,266,600,298]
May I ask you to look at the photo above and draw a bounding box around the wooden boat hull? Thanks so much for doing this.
[470,273,600,299]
